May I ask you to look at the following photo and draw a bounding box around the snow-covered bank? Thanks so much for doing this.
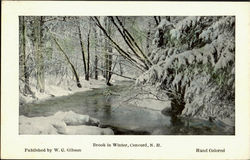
[126,92,171,111]
[19,111,114,135]
[20,74,133,104]
[120,82,234,128]
[20,76,107,104]
[116,84,171,111]
[129,98,171,111]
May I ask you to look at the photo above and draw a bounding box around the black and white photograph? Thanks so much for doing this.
[19,16,235,135]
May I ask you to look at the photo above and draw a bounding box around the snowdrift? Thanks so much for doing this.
[19,111,114,135]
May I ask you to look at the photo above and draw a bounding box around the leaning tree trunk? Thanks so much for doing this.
[92,16,146,72]
[109,16,152,70]
[53,37,82,88]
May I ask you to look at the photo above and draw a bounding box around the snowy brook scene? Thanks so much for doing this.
[19,16,235,135]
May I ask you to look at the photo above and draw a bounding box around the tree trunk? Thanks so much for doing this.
[86,26,91,81]
[98,17,106,78]
[146,21,152,57]
[154,16,159,26]
[96,67,135,80]
[92,16,146,72]
[34,16,45,93]
[166,16,171,22]
[119,56,123,76]
[104,17,113,86]
[93,25,98,80]
[110,16,152,69]
[53,37,82,88]
[158,16,161,23]
[20,17,31,95]
[106,47,113,86]
[77,24,88,81]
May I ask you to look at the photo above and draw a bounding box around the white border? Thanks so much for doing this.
[1,1,250,159]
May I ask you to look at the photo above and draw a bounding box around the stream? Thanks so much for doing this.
[20,81,234,135]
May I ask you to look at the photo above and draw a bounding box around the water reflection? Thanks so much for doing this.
[20,83,234,135]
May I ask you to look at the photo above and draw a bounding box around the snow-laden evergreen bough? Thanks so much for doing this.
[136,16,235,126]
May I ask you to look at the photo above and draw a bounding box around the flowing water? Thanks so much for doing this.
[20,81,234,135]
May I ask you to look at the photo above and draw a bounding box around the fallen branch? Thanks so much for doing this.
[96,67,136,80]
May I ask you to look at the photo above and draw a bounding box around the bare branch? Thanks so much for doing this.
[96,67,136,80]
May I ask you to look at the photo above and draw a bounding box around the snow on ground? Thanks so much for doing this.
[120,85,171,111]
[128,97,171,111]
[20,74,135,104]
[19,111,114,135]
[110,74,131,83]
[20,75,107,103]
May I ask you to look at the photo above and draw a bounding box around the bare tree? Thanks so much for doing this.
[34,16,45,92]
[103,17,113,85]
[92,16,147,72]
[86,20,91,81]
[20,16,32,95]
[93,24,98,80]
[77,22,88,81]
[154,16,161,26]
[109,16,152,69]
[52,36,82,88]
